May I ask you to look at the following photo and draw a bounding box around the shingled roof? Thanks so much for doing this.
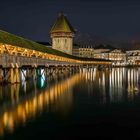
[50,12,75,33]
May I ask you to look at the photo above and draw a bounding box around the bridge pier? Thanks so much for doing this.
[43,68,47,78]
[0,61,111,85]
[61,67,64,74]
[9,67,14,84]
[32,68,37,80]
[53,67,57,75]
[46,67,50,77]
[37,68,41,77]
[26,68,31,80]
[15,67,20,83]
[57,67,60,73]
[52,67,57,75]
[55,67,59,74]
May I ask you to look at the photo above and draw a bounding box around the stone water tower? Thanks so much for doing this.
[50,12,75,54]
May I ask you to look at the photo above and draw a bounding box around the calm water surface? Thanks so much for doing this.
[1,68,140,139]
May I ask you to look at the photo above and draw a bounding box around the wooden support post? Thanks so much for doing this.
[43,68,46,78]
[48,68,51,76]
[26,69,29,80]
[66,67,69,72]
[45,67,48,76]
[50,68,53,75]
[70,66,72,73]
[38,68,41,77]
[9,67,14,84]
[58,67,60,74]
[55,67,58,74]
[26,68,32,80]
[54,68,56,75]
[63,67,65,73]
[32,68,37,80]
[15,68,20,83]
[51,68,53,75]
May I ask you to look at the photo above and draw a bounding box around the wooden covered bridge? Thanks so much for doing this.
[0,30,111,84]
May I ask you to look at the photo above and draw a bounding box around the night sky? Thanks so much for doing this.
[0,0,140,43]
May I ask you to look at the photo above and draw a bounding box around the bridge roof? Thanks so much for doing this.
[50,12,75,34]
[0,30,111,63]
[0,30,71,57]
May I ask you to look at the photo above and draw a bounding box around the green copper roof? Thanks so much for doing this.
[50,12,75,33]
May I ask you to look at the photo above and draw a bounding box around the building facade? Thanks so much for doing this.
[79,46,94,58]
[108,49,126,65]
[50,12,75,54]
[94,49,126,66]
[126,50,140,65]
[72,45,94,58]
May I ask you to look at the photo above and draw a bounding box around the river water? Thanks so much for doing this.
[1,68,140,139]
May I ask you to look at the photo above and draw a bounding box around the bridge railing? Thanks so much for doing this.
[0,54,80,68]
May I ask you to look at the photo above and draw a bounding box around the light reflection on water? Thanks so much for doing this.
[82,68,140,103]
[0,72,82,137]
[0,68,140,137]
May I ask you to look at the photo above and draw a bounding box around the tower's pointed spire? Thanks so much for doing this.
[50,12,75,33]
